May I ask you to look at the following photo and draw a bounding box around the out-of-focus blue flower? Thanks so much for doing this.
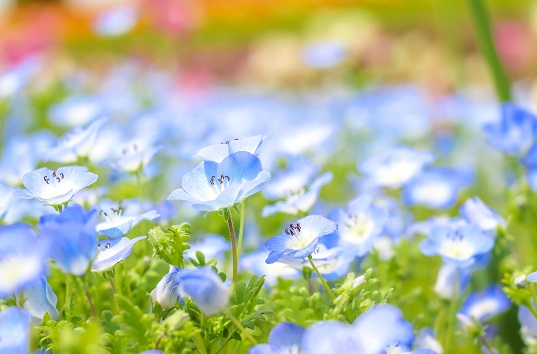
[13,166,98,207]
[0,307,31,353]
[0,56,40,98]
[250,322,305,354]
[92,236,146,272]
[262,172,332,217]
[527,272,537,282]
[457,285,510,331]
[483,103,537,156]
[151,267,229,316]
[49,95,106,127]
[263,156,319,201]
[301,42,347,69]
[301,321,361,353]
[358,146,434,188]
[518,305,537,343]
[0,224,49,299]
[22,276,59,323]
[413,328,443,354]
[419,224,494,268]
[329,194,388,257]
[460,197,505,235]
[407,216,467,238]
[434,263,470,300]
[402,167,474,209]
[197,135,266,163]
[264,215,337,264]
[96,203,159,238]
[0,183,15,220]
[522,142,537,191]
[93,6,138,37]
[185,235,230,264]
[108,143,162,174]
[43,117,108,163]
[168,151,271,212]
[39,205,98,275]
[240,250,300,286]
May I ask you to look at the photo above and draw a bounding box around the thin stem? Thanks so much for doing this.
[237,201,245,258]
[225,210,239,291]
[193,332,208,354]
[64,275,71,312]
[443,269,459,352]
[225,310,258,345]
[479,336,494,353]
[106,272,117,294]
[308,256,335,300]
[85,288,98,319]
[466,0,511,102]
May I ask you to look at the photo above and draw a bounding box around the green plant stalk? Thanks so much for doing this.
[308,255,335,300]
[237,201,245,258]
[193,332,208,354]
[225,309,258,345]
[225,210,239,291]
[443,269,459,352]
[466,0,512,102]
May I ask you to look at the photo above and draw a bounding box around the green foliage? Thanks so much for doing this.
[147,223,192,267]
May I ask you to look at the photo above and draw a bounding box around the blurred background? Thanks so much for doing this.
[1,0,537,96]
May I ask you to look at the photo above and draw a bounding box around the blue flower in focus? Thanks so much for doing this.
[249,322,305,354]
[460,197,505,235]
[39,205,98,275]
[0,307,31,353]
[197,135,266,163]
[419,224,494,268]
[358,146,434,188]
[264,215,337,264]
[23,276,59,323]
[151,267,229,316]
[96,201,159,238]
[13,166,98,207]
[329,194,388,257]
[0,224,49,299]
[168,151,271,212]
[483,103,537,156]
[457,285,510,331]
[91,236,146,272]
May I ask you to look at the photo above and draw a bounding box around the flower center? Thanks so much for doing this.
[343,213,374,243]
[209,174,231,193]
[43,171,65,185]
[100,207,123,223]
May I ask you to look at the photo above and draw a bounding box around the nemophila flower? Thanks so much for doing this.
[39,205,98,276]
[419,224,494,267]
[262,172,332,217]
[0,307,31,353]
[413,328,443,354]
[249,322,305,354]
[151,267,229,316]
[0,224,49,299]
[457,285,510,331]
[483,103,537,156]
[434,263,470,300]
[264,215,337,264]
[0,183,14,220]
[402,167,474,209]
[93,5,137,37]
[96,202,159,238]
[13,166,98,207]
[460,197,505,235]
[43,117,108,163]
[197,135,266,162]
[168,151,271,212]
[263,156,319,200]
[49,95,106,127]
[329,194,388,257]
[358,146,434,188]
[108,141,162,174]
[518,305,537,344]
[407,216,467,238]
[185,235,230,264]
[91,236,146,272]
[0,56,39,98]
[240,250,300,286]
[22,276,59,323]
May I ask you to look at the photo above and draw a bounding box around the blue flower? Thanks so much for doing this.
[264,215,337,264]
[22,276,59,323]
[0,183,15,220]
[13,166,98,207]
[263,156,319,201]
[457,285,510,330]
[49,95,106,127]
[413,328,443,354]
[249,322,305,354]
[358,146,434,188]
[483,103,537,156]
[197,135,266,163]
[0,224,49,299]
[329,194,388,257]
[262,172,332,217]
[434,263,470,300]
[168,151,271,212]
[0,307,31,353]
[185,235,230,264]
[518,305,537,343]
[527,272,537,283]
[419,224,494,268]
[39,205,98,275]
[240,250,300,286]
[402,167,474,209]
[96,202,159,238]
[92,236,146,272]
[460,197,505,235]
[522,142,537,191]
[108,142,162,174]
[151,267,229,316]
[93,5,137,37]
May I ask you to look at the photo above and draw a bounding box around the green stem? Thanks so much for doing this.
[225,210,239,291]
[225,310,258,345]
[64,275,71,313]
[237,201,245,258]
[443,269,459,352]
[193,332,208,354]
[308,256,335,300]
[466,0,511,102]
[85,288,98,319]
